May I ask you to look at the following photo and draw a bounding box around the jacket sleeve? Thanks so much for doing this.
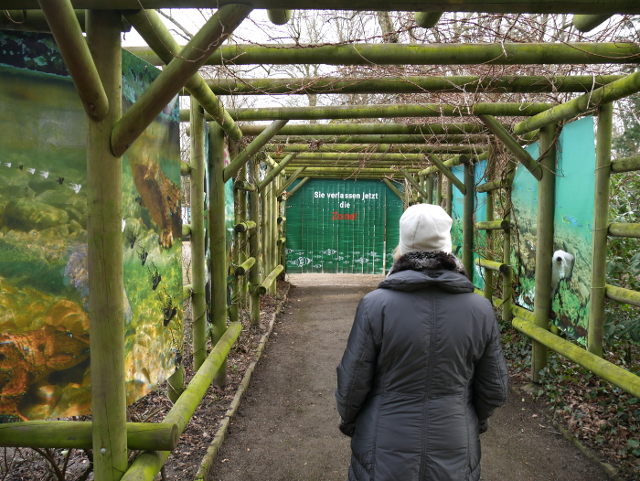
[335,297,379,433]
[473,315,508,421]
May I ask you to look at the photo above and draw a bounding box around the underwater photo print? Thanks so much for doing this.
[511,116,595,344]
[0,31,182,419]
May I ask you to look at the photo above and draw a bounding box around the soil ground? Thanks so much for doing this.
[208,274,612,481]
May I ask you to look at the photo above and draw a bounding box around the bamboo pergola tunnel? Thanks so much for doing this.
[0,2,639,480]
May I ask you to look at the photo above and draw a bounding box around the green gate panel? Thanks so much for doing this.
[286,179,403,274]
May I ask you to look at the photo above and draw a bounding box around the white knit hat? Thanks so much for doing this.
[398,203,453,254]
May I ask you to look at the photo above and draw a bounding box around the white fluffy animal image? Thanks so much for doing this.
[551,249,575,297]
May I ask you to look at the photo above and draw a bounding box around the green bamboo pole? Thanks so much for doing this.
[478,114,542,180]
[258,153,297,190]
[484,152,495,300]
[268,143,486,154]
[476,219,510,230]
[248,158,263,327]
[208,124,228,385]
[514,71,640,135]
[445,175,453,215]
[463,159,475,281]
[605,284,640,307]
[39,0,108,120]
[85,11,126,481]
[502,164,516,324]
[224,120,288,182]
[277,167,307,196]
[588,103,613,357]
[234,221,257,233]
[240,122,486,136]
[285,176,309,198]
[225,103,551,121]
[235,160,250,311]
[229,166,243,323]
[419,155,461,175]
[268,134,492,144]
[414,11,443,28]
[267,9,292,24]
[270,183,278,294]
[512,317,640,398]
[425,175,434,203]
[435,172,443,206]
[0,8,86,32]
[402,171,430,200]
[427,155,466,194]
[121,322,242,481]
[0,422,177,451]
[608,222,640,238]
[276,151,458,161]
[475,258,511,275]
[190,99,207,370]
[532,124,557,381]
[256,265,285,295]
[124,10,242,141]
[573,14,611,32]
[383,178,404,203]
[477,179,505,192]
[202,75,626,95]
[611,154,640,173]
[235,257,256,276]
[111,4,251,156]
[129,41,640,67]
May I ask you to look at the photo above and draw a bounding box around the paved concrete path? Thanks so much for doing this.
[208,274,610,481]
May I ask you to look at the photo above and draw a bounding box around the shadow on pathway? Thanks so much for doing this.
[209,274,610,481]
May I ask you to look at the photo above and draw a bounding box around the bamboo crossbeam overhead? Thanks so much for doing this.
[1,9,86,32]
[383,178,404,200]
[39,0,108,120]
[222,103,552,122]
[277,167,306,196]
[204,75,624,95]
[268,134,492,144]
[573,14,611,32]
[258,153,297,189]
[268,143,487,154]
[287,161,426,169]
[414,11,443,28]
[2,1,640,13]
[427,155,466,194]
[111,4,252,156]
[273,152,465,161]
[402,170,430,199]
[285,176,309,197]
[514,71,640,135]
[286,167,420,174]
[224,119,288,182]
[240,122,487,136]
[129,41,640,67]
[125,10,242,141]
[267,9,292,24]
[0,421,178,451]
[419,155,463,175]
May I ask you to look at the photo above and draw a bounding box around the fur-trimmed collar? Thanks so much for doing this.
[389,251,467,276]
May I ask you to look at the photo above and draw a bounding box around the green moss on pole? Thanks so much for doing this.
[427,155,466,194]
[85,12,127,481]
[277,167,306,196]
[240,122,486,136]
[608,222,640,238]
[572,14,611,32]
[605,284,640,307]
[124,10,243,141]
[235,256,257,276]
[248,159,263,326]
[269,143,487,154]
[258,153,297,190]
[269,134,491,144]
[588,103,612,357]
[611,154,640,173]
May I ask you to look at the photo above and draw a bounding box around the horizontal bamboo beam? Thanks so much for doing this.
[128,41,640,67]
[277,167,306,196]
[234,221,257,233]
[268,143,487,154]
[268,134,491,144]
[125,10,242,141]
[240,122,486,136]
[111,5,251,156]
[235,257,256,276]
[427,154,466,194]
[203,75,624,95]
[606,284,640,307]
[263,154,279,169]
[258,153,297,190]
[256,265,284,296]
[234,180,256,191]
[414,11,443,28]
[39,0,109,120]
[1,9,87,32]
[267,9,291,25]
[573,14,611,32]
[224,120,288,182]
[611,154,640,173]
[476,219,510,230]
[475,258,511,275]
[608,222,640,238]
[0,421,177,451]
[285,167,421,174]
[285,177,309,198]
[479,114,542,179]
[476,179,505,192]
[275,152,478,162]
[225,103,552,121]
[121,322,243,481]
[514,71,640,135]
[419,155,462,175]
[512,317,640,398]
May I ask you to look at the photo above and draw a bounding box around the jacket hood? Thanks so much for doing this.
[379,251,474,293]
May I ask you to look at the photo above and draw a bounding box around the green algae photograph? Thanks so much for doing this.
[511,116,595,345]
[0,31,183,419]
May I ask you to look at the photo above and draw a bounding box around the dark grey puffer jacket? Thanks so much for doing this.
[336,251,508,481]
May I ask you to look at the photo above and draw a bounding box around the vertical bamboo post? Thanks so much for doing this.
[86,11,127,481]
[502,164,516,323]
[425,174,434,204]
[230,165,243,323]
[190,98,207,370]
[484,147,495,300]
[445,177,453,216]
[239,167,249,308]
[532,124,557,381]
[463,158,475,282]
[435,171,443,206]
[249,158,262,326]
[588,103,613,356]
[208,124,228,384]
[270,183,278,294]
